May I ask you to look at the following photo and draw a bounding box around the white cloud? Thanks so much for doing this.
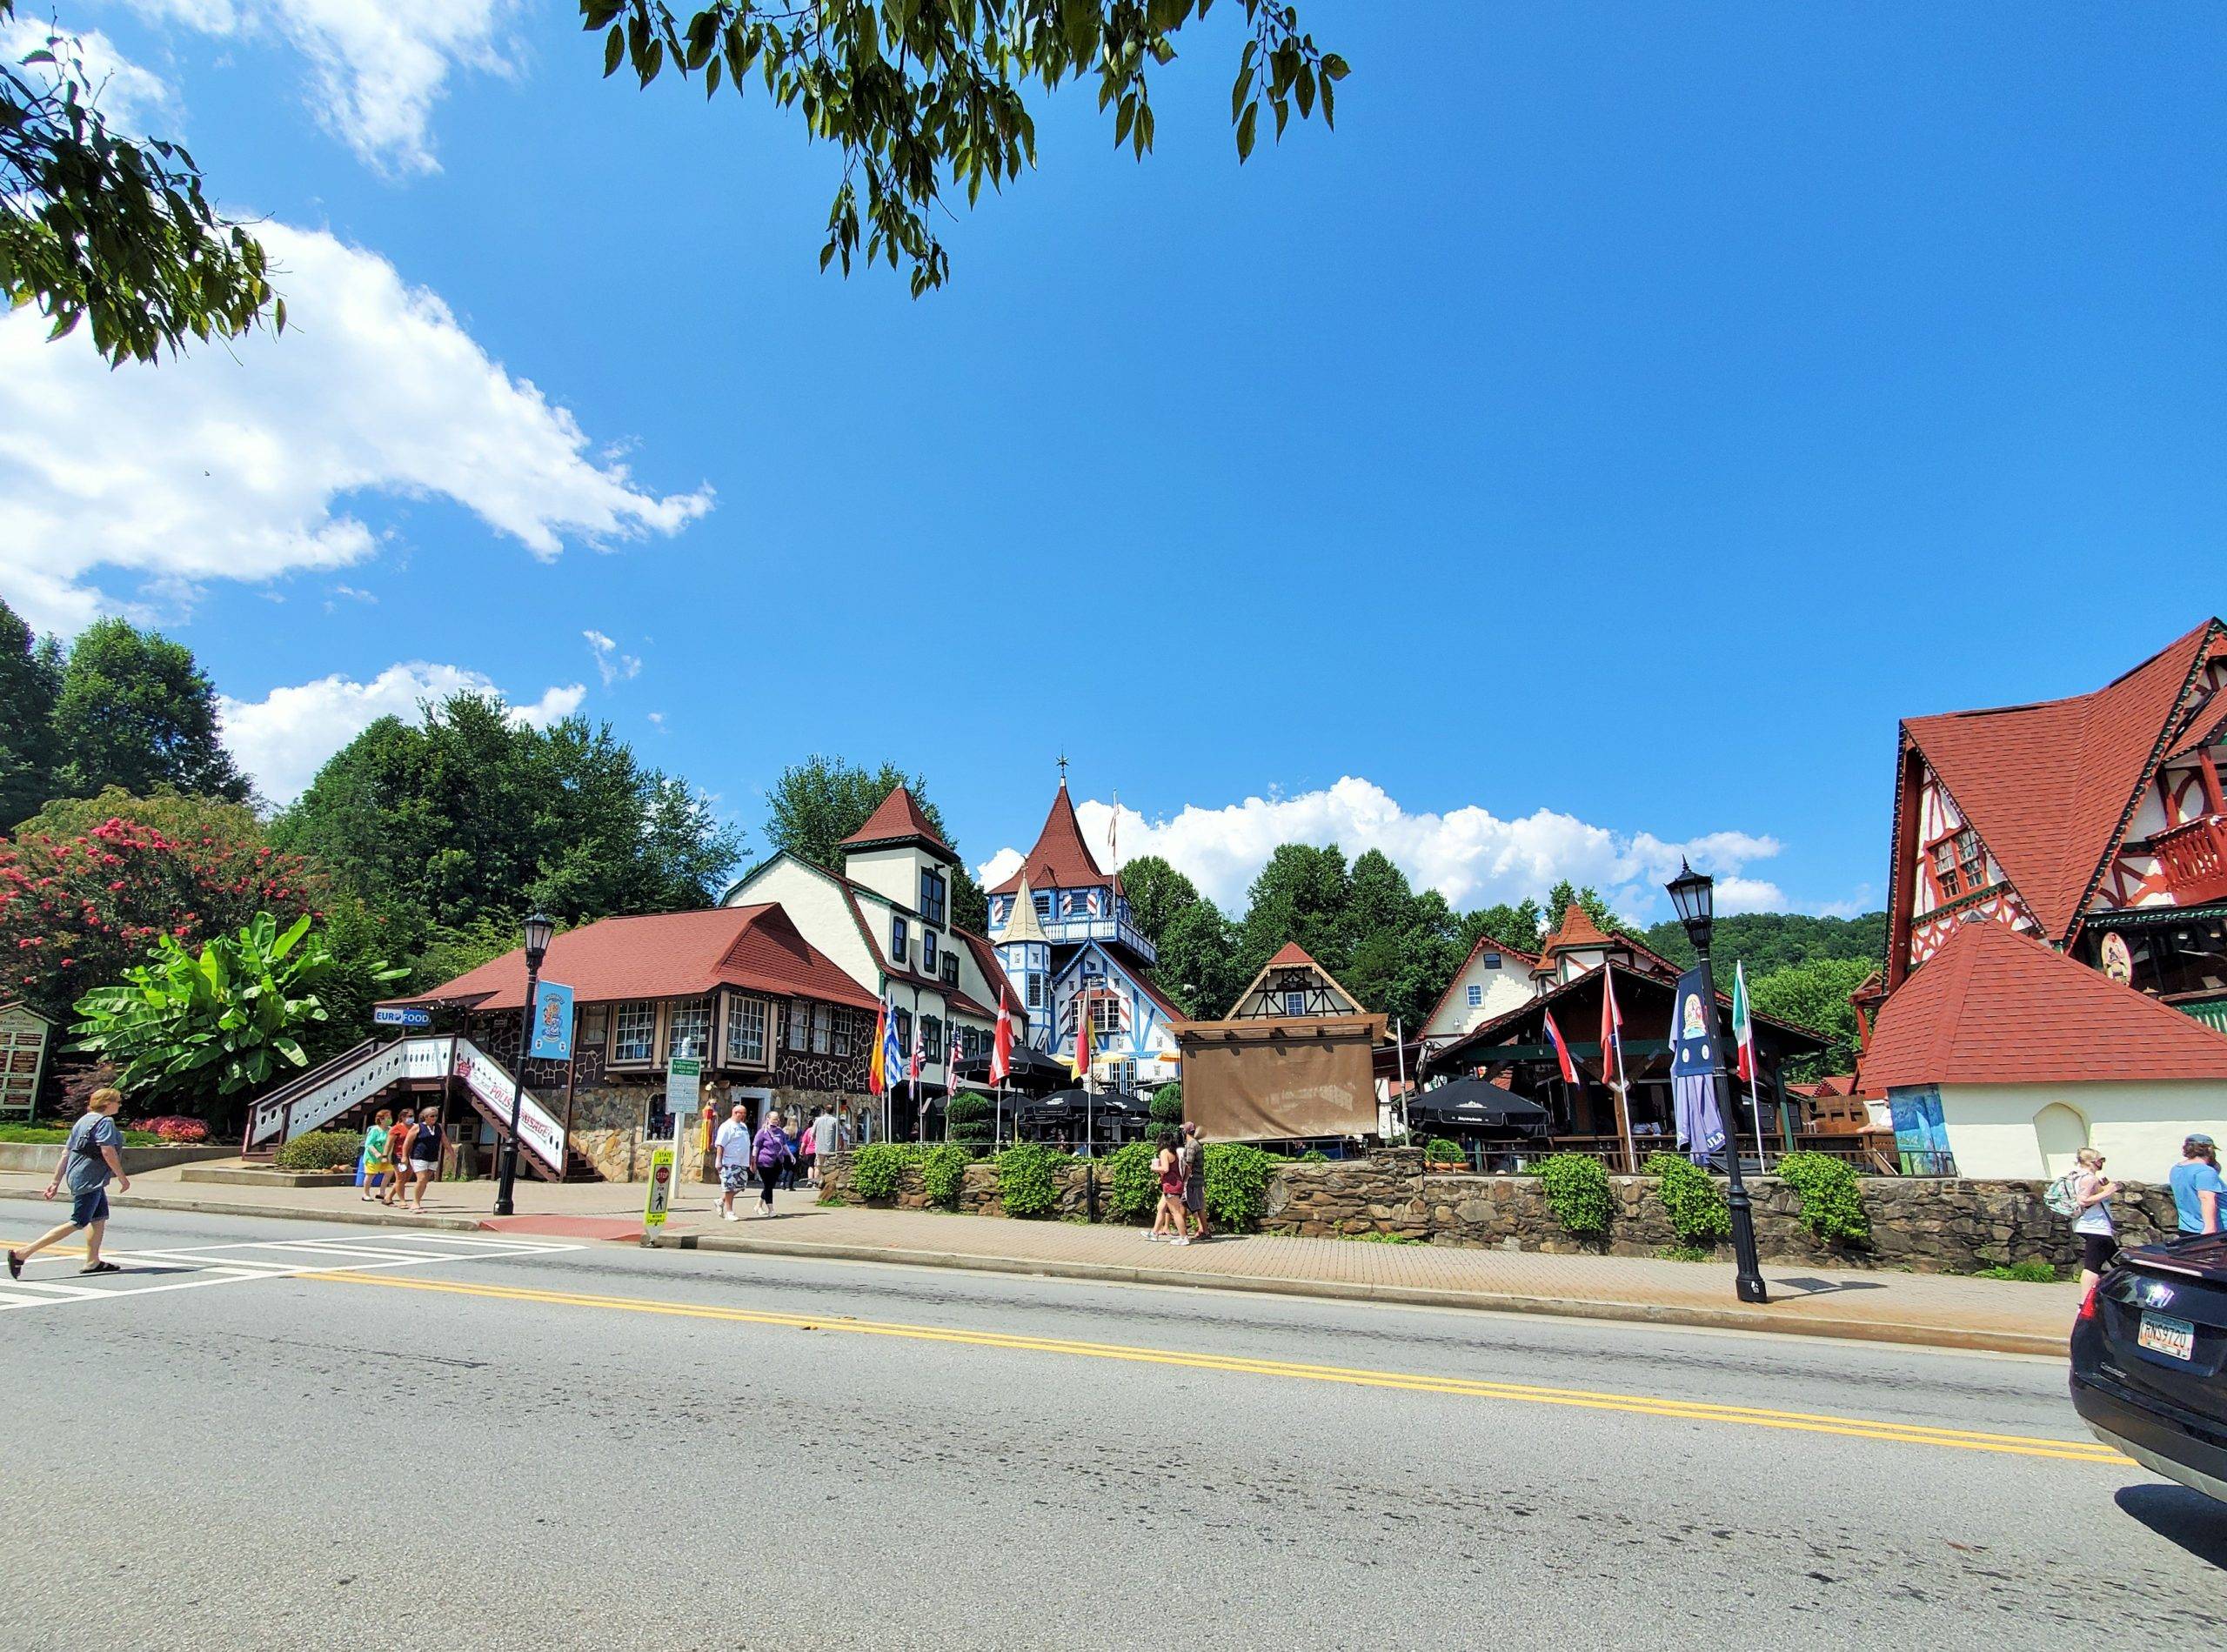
[0,221,712,633]
[645,711,665,729]
[977,776,1800,920]
[4,17,179,131]
[583,628,641,686]
[217,661,585,803]
[115,0,516,173]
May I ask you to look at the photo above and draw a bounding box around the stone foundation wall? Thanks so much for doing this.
[821,1146,2176,1274]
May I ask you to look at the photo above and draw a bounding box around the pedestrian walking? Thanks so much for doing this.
[8,1087,132,1279]
[799,1114,818,1187]
[715,1102,752,1221]
[2170,1134,2225,1236]
[810,1106,839,1187]
[2069,1147,2118,1289]
[753,1109,794,1217]
[1180,1121,1211,1242]
[398,1107,442,1210]
[383,1110,418,1207]
[361,1107,393,1202]
[1149,1132,1185,1244]
[780,1119,803,1191]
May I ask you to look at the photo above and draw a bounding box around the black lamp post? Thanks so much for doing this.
[493,911,553,1218]
[1666,861,1769,1306]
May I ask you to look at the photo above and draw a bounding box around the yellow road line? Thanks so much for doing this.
[314,1269,2123,1465]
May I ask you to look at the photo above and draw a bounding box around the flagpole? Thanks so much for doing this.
[1606,973,1636,1176]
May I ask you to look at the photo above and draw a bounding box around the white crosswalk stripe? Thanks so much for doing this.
[0,1231,581,1311]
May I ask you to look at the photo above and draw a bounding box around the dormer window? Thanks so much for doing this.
[940,951,959,987]
[1928,826,1986,901]
[892,915,909,965]
[920,868,947,928]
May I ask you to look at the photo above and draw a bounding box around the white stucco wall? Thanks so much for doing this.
[1421,953,1536,1043]
[725,859,879,993]
[843,844,936,917]
[1936,1080,2227,1180]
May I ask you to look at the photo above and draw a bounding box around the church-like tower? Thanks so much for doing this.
[993,873,1053,1033]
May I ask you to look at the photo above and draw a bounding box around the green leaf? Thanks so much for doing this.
[1236,99,1257,161]
[604,23,625,77]
[1321,52,1349,81]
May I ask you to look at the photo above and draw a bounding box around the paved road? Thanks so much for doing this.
[0,1207,2218,1650]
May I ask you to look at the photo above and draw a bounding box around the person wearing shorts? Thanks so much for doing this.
[399,1106,442,1210]
[9,1087,132,1279]
[2071,1147,2119,1291]
[361,1108,393,1201]
[1180,1122,1210,1241]
[714,1103,752,1221]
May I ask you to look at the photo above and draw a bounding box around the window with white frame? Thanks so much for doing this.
[786,1001,808,1052]
[1467,984,1483,1007]
[1112,1060,1136,1093]
[1034,893,1052,923]
[922,929,938,975]
[726,996,766,1065]
[612,1001,656,1063]
[1283,990,1307,1016]
[1090,993,1123,1036]
[667,997,712,1061]
[833,1008,853,1058]
[892,915,909,965]
[811,1005,832,1055]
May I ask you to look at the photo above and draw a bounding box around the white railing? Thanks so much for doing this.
[246,1036,567,1177]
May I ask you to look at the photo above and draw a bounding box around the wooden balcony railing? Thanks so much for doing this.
[2151,814,2227,906]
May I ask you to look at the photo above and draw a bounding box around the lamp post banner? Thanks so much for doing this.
[528,981,575,1061]
[1668,965,1727,1164]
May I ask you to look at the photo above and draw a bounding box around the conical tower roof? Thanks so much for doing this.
[989,779,1108,895]
[995,873,1051,946]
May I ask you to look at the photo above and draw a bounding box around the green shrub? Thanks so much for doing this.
[1149,1083,1185,1126]
[1539,1153,1613,1238]
[946,1094,992,1130]
[1300,1148,1328,1163]
[920,1143,970,1209]
[1203,1142,1275,1231]
[1977,1259,2060,1283]
[1776,1152,1870,1243]
[1107,1139,1160,1222]
[1658,1244,1713,1263]
[850,1141,917,1201]
[275,1129,363,1171]
[1424,1136,1466,1166]
[995,1140,1065,1219]
[1345,1230,1421,1244]
[1644,1151,1730,1246]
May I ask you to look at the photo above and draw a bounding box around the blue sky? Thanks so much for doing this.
[4,3,2224,921]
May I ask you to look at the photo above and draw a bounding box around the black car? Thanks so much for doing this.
[2070,1234,2227,1502]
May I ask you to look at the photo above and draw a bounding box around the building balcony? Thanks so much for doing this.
[1039,914,1159,966]
[2152,814,2227,906]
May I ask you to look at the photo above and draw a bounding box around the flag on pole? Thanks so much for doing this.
[947,1023,964,1077]
[867,994,892,1096]
[1542,1007,1581,1085]
[1069,990,1095,1079]
[1599,969,1624,1080]
[1731,960,1756,1083]
[908,1020,924,1087]
[877,996,903,1097]
[990,995,1013,1085]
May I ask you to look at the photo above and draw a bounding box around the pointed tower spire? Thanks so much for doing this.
[997,874,1051,945]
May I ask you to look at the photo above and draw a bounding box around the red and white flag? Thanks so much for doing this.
[990,995,1013,1085]
[1542,1007,1581,1085]
[1600,970,1625,1083]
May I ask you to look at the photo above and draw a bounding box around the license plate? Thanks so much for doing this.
[2139,1311,2197,1362]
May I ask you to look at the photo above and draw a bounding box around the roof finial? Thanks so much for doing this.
[1056,752,1068,788]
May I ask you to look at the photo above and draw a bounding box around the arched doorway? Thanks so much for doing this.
[2033,1102,2089,1176]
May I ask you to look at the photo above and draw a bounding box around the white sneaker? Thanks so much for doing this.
[721,1210,738,1221]
[1173,1237,1190,1247]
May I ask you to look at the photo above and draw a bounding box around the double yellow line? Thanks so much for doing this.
[317,1268,2123,1465]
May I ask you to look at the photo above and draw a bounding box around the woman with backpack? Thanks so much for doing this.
[2067,1147,2119,1290]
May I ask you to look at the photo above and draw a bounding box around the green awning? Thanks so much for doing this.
[2083,902,2227,930]
[2175,997,2227,1033]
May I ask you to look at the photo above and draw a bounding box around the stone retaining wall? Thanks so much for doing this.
[821,1147,2175,1274]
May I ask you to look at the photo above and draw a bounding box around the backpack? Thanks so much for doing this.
[2043,1172,2083,1219]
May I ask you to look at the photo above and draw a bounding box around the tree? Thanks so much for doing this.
[589,0,1346,295]
[1542,880,1641,940]
[1749,955,1876,1080]
[49,618,247,802]
[1235,841,1351,982]
[1154,900,1241,1020]
[1117,854,1201,946]
[761,753,986,930]
[0,598,61,830]
[1461,899,1542,956]
[1642,910,1889,976]
[2,5,278,364]
[274,693,745,953]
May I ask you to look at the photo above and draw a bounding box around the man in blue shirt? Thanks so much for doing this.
[2168,1134,2227,1237]
[6,1087,132,1279]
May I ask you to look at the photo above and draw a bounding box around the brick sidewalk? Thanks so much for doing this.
[0,1164,2080,1355]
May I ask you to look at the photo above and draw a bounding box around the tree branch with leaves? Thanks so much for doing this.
[583,0,1346,294]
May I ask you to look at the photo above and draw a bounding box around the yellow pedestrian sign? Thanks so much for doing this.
[643,1145,675,1229]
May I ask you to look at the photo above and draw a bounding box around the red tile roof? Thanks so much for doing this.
[1266,941,1319,970]
[1547,903,1612,952]
[1859,917,2227,1089]
[401,906,879,1013]
[988,784,1107,895]
[1903,620,2219,941]
[840,786,955,858]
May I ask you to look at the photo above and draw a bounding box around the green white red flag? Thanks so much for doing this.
[1731,960,1756,1083]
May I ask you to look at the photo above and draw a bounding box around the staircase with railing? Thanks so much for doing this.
[242,1035,599,1181]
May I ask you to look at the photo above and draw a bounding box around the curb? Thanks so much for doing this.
[644,1229,2065,1359]
[0,1185,490,1236]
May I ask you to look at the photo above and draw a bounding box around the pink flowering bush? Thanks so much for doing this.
[128,1114,211,1142]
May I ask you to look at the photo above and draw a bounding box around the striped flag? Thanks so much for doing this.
[867,994,892,1095]
[1542,1007,1580,1084]
[991,995,1013,1085]
[878,996,904,1096]
[1732,960,1756,1083]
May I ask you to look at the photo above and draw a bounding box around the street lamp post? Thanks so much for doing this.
[494,912,554,1219]
[1665,862,1769,1306]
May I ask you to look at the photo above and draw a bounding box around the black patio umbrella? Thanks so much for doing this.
[952,1046,1069,1093]
[1405,1078,1551,1136]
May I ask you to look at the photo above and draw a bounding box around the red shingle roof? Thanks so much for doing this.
[1266,941,1319,970]
[988,785,1107,895]
[1860,917,2227,1089]
[401,906,878,1013]
[840,786,955,858]
[1904,620,2219,941]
